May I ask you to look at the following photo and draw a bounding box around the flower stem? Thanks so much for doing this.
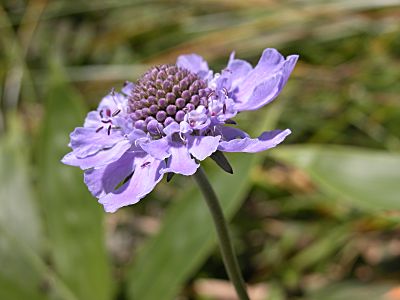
[193,166,250,300]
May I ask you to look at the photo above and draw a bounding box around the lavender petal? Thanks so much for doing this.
[224,55,252,89]
[61,139,131,170]
[83,111,101,128]
[176,54,211,80]
[232,49,298,111]
[161,142,199,176]
[187,135,221,161]
[218,126,249,140]
[84,151,137,198]
[140,137,171,160]
[98,155,165,213]
[218,129,291,153]
[98,92,126,111]
[69,127,124,158]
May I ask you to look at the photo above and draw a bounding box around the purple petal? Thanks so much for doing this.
[84,151,137,198]
[98,155,165,213]
[179,121,192,134]
[218,126,249,140]
[160,142,199,176]
[281,54,298,86]
[98,92,126,112]
[232,49,298,111]
[235,75,281,111]
[184,105,210,131]
[69,127,125,158]
[140,137,171,160]
[176,54,211,80]
[218,129,291,153]
[126,129,148,143]
[224,58,253,89]
[187,135,221,161]
[163,122,180,136]
[83,111,101,128]
[61,139,131,169]
[121,81,135,95]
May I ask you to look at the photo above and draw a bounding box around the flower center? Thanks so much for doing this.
[128,64,210,136]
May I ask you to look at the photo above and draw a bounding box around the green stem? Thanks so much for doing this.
[193,166,250,300]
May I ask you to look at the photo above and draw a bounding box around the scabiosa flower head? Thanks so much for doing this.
[62,48,298,212]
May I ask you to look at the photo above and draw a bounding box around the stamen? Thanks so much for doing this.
[101,120,112,124]
[107,125,112,135]
[112,109,121,117]
[179,131,187,144]
[141,161,151,168]
[110,87,120,107]
[96,126,104,133]
[99,110,103,118]
[156,126,163,136]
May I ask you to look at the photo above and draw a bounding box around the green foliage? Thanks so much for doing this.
[309,282,396,300]
[0,115,46,299]
[270,145,400,211]
[36,64,113,300]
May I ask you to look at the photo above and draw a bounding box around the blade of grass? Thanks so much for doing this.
[0,114,45,296]
[270,145,400,211]
[36,61,113,300]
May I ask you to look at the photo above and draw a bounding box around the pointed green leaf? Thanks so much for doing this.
[0,273,48,300]
[37,63,112,300]
[210,151,234,174]
[309,282,396,300]
[0,115,46,298]
[270,145,400,211]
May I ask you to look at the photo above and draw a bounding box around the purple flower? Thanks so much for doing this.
[62,48,298,212]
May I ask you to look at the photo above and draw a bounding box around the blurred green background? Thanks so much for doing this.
[1,1,400,299]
